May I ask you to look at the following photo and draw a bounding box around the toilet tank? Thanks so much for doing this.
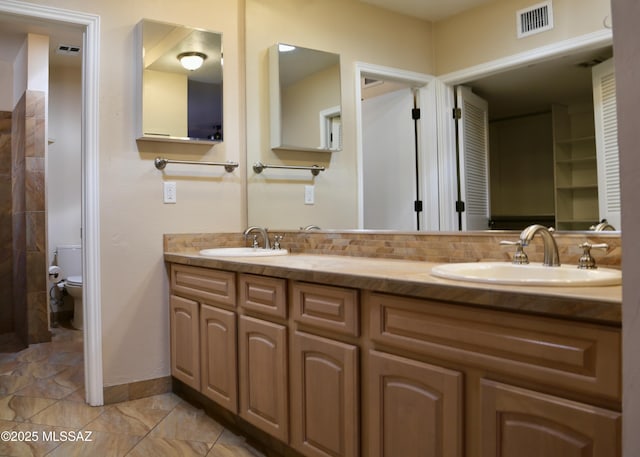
[56,245,82,279]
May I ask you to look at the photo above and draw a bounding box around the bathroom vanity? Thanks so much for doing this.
[164,233,621,457]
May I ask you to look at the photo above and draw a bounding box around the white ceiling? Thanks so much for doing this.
[0,13,83,68]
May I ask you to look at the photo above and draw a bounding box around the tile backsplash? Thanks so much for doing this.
[165,230,621,267]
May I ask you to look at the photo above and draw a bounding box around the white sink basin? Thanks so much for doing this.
[431,262,621,286]
[199,247,288,257]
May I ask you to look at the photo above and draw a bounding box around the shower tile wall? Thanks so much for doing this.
[6,90,49,347]
[0,112,13,336]
[24,91,49,344]
[11,94,27,347]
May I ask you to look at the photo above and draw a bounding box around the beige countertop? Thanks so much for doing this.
[164,252,622,326]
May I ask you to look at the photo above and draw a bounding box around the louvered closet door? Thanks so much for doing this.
[592,58,621,230]
[456,86,490,230]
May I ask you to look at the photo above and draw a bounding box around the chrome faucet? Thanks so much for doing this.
[519,224,560,267]
[243,226,270,250]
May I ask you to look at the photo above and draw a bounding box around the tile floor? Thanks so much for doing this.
[0,326,265,457]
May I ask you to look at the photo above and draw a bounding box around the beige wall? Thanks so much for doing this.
[48,65,82,267]
[142,70,188,137]
[245,0,433,229]
[281,64,340,149]
[15,0,245,386]
[489,112,554,217]
[434,0,612,75]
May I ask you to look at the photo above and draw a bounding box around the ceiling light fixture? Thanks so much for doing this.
[278,44,296,52]
[177,52,207,71]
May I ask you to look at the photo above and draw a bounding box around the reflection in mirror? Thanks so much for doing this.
[137,19,223,143]
[459,45,618,232]
[269,43,341,151]
[244,1,618,234]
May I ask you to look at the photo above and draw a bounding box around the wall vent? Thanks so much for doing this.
[56,44,81,56]
[517,1,553,38]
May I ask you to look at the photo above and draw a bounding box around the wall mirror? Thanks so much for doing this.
[269,43,342,151]
[245,1,619,234]
[137,19,223,143]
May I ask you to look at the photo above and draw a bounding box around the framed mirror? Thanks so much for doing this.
[137,19,223,143]
[269,43,341,152]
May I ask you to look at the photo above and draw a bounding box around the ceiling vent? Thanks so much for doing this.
[362,77,382,88]
[56,44,81,56]
[517,1,553,38]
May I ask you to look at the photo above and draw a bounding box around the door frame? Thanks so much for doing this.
[355,62,439,230]
[435,29,613,231]
[0,0,103,406]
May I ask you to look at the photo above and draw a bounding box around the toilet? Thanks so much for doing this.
[55,245,83,330]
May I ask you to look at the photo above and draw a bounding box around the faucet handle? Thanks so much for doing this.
[577,242,608,269]
[251,234,260,248]
[272,235,284,250]
[500,240,529,265]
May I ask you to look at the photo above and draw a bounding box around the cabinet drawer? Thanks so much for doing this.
[291,281,359,337]
[367,292,621,402]
[171,264,236,308]
[239,274,287,319]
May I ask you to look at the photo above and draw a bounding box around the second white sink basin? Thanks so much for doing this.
[431,262,621,286]
[199,247,288,257]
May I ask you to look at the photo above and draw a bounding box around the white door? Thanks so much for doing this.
[456,86,490,230]
[592,57,621,230]
[362,88,417,230]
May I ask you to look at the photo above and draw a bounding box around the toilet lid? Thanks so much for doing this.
[67,275,82,286]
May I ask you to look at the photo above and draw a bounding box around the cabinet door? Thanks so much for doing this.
[238,315,288,442]
[200,304,237,413]
[481,379,621,457]
[170,295,200,390]
[291,331,359,457]
[368,350,463,457]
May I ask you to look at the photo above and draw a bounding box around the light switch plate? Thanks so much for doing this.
[304,185,315,205]
[163,181,177,203]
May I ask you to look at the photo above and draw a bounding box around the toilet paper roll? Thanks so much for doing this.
[48,265,61,281]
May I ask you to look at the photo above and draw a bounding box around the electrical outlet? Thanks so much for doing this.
[163,181,177,203]
[304,185,315,205]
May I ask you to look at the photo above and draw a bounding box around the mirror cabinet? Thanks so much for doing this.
[269,43,342,152]
[137,19,223,143]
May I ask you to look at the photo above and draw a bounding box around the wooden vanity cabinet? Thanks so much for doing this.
[290,281,360,457]
[168,263,621,457]
[365,291,621,457]
[170,265,238,412]
[238,274,290,442]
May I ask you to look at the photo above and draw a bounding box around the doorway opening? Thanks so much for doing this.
[0,0,102,406]
[355,62,440,231]
[438,29,615,232]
